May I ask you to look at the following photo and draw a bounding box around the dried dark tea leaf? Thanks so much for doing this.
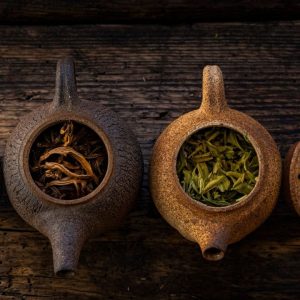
[30,121,108,200]
[176,127,259,207]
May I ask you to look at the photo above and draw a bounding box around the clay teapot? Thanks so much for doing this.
[4,57,143,275]
[150,65,281,261]
[284,142,300,214]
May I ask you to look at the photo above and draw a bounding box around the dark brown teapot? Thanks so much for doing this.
[4,57,143,275]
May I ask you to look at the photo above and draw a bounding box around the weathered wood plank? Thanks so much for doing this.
[0,1,300,24]
[0,22,299,299]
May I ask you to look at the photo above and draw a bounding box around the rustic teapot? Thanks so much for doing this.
[4,57,143,275]
[150,65,281,261]
[284,142,300,214]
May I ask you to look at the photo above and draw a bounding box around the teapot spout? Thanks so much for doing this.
[49,221,86,276]
[197,231,228,261]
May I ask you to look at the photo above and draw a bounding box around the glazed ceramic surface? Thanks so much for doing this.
[284,142,300,214]
[150,65,281,261]
[4,57,143,275]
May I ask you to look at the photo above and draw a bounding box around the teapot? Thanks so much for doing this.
[284,142,300,214]
[4,57,143,275]
[150,65,281,260]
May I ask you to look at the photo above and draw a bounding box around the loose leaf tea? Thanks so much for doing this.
[176,127,259,207]
[30,121,108,200]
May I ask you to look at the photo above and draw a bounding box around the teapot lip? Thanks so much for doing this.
[172,121,264,213]
[22,112,114,206]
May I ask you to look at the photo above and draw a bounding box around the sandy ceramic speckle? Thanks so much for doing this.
[4,57,143,275]
[150,65,281,261]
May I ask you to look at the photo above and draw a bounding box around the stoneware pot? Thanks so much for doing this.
[150,65,281,261]
[4,57,143,275]
[284,142,300,214]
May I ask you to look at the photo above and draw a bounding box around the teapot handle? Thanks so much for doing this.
[52,57,80,110]
[199,65,228,115]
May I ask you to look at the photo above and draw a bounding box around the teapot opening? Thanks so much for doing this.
[56,269,76,278]
[28,119,111,202]
[203,247,224,261]
[176,125,259,208]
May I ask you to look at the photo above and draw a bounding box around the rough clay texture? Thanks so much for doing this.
[284,142,300,215]
[3,58,143,274]
[150,65,282,260]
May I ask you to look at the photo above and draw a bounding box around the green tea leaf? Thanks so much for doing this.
[203,175,225,193]
[232,182,253,195]
[218,177,231,192]
[176,127,259,207]
[228,130,242,149]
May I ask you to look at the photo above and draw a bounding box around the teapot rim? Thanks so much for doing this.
[22,112,114,206]
[171,120,265,213]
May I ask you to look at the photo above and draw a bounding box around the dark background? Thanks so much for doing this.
[0,1,300,299]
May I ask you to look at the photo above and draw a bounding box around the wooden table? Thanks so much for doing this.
[0,8,300,299]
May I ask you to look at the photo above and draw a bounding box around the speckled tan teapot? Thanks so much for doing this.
[150,65,281,261]
[284,142,300,214]
[4,57,143,275]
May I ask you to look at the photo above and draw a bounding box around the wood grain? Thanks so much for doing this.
[0,22,299,299]
[0,1,300,24]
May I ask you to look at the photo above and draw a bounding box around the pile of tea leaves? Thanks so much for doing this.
[30,121,107,200]
[176,127,259,207]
